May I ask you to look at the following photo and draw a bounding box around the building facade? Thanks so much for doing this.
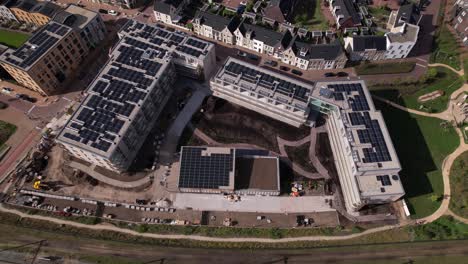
[11,0,61,26]
[53,4,106,49]
[452,0,468,45]
[328,0,361,29]
[153,0,189,25]
[0,0,19,21]
[0,21,88,96]
[211,57,405,212]
[56,20,215,171]
[192,11,241,45]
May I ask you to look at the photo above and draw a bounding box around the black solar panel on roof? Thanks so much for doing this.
[178,147,233,189]
[186,38,207,50]
[176,45,202,57]
[170,34,184,43]
[377,175,392,186]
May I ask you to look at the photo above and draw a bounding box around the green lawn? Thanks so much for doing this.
[370,67,464,113]
[0,29,29,48]
[355,61,415,75]
[292,0,328,30]
[430,25,461,70]
[449,151,468,218]
[0,120,16,147]
[367,6,391,28]
[375,101,460,218]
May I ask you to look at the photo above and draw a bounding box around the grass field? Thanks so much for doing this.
[0,29,29,48]
[367,6,391,29]
[375,102,459,218]
[430,25,461,70]
[292,0,328,30]
[355,61,415,75]
[370,67,464,113]
[449,151,468,218]
[0,120,16,148]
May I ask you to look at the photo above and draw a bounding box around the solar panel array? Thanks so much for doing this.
[376,175,392,186]
[179,148,234,189]
[2,22,71,68]
[325,83,392,164]
[224,61,311,102]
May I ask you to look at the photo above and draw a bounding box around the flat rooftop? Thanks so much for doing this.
[235,156,279,191]
[0,21,72,70]
[56,20,213,157]
[53,4,99,30]
[178,147,235,191]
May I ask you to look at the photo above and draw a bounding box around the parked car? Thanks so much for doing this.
[248,54,259,61]
[108,10,119,16]
[1,87,13,94]
[336,72,348,77]
[98,9,107,14]
[291,69,303,76]
[16,94,36,103]
[237,50,247,57]
[324,72,336,77]
[280,66,290,71]
[264,60,278,67]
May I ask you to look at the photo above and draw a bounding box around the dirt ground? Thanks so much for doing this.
[194,97,310,153]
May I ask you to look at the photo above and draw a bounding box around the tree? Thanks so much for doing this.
[425,68,438,81]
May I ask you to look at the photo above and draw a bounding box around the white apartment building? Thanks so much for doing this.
[211,57,405,212]
[385,23,419,59]
[192,11,241,45]
[153,0,189,25]
[234,21,289,56]
[56,20,216,171]
[0,0,18,21]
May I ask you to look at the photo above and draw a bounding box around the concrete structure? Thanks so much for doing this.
[10,0,61,26]
[192,11,241,45]
[177,146,280,196]
[0,0,18,21]
[0,21,88,96]
[53,4,106,49]
[384,4,421,58]
[56,20,215,171]
[344,35,387,61]
[153,0,189,25]
[328,0,361,29]
[210,57,404,212]
[452,0,468,45]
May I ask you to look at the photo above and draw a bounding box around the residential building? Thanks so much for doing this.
[281,39,347,70]
[153,0,189,25]
[11,0,61,26]
[192,11,241,45]
[53,4,106,49]
[261,0,298,26]
[85,0,136,9]
[328,0,361,29]
[344,35,387,61]
[234,21,293,56]
[387,4,421,30]
[0,21,88,96]
[452,0,468,45]
[0,0,18,21]
[177,146,280,196]
[385,23,419,59]
[210,57,405,212]
[56,20,215,171]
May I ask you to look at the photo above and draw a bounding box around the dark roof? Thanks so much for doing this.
[395,4,421,27]
[53,10,74,24]
[31,2,60,17]
[53,10,88,28]
[237,22,284,47]
[235,157,279,191]
[352,36,387,51]
[262,0,285,23]
[332,0,361,25]
[292,40,344,60]
[0,0,18,8]
[12,0,36,12]
[153,0,184,14]
[194,11,241,32]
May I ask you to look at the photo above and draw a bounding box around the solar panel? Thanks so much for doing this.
[377,175,392,186]
[178,147,233,189]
